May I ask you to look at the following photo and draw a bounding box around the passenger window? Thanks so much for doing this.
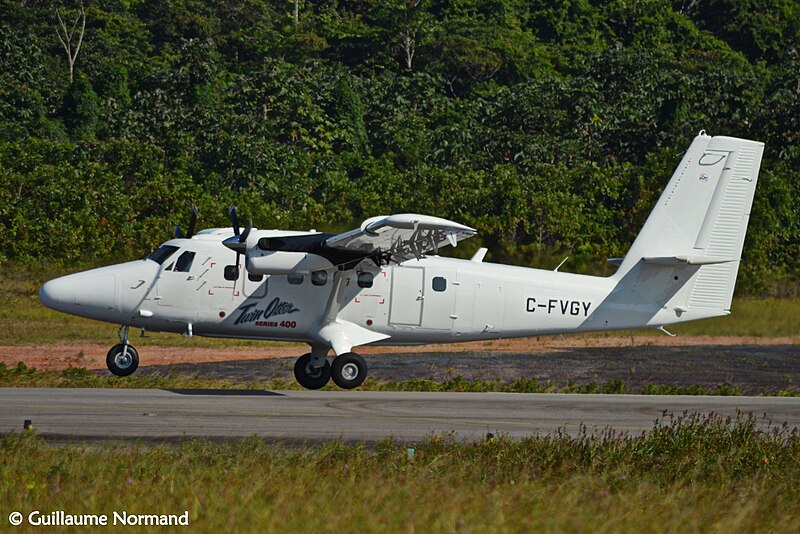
[287,274,304,285]
[174,251,195,273]
[357,272,374,288]
[224,265,239,281]
[311,270,328,286]
[432,276,447,292]
[248,272,264,282]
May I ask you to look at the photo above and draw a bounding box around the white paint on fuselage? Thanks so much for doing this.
[42,233,673,348]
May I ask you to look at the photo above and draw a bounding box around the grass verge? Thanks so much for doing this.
[2,412,799,532]
[2,362,798,396]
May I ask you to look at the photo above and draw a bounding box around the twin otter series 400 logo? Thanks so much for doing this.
[234,298,300,327]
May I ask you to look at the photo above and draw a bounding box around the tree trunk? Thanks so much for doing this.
[55,4,86,84]
[402,33,415,69]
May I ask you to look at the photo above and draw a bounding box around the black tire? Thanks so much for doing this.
[331,352,367,389]
[106,344,139,377]
[293,353,331,390]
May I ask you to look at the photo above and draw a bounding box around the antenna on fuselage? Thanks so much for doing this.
[554,256,569,272]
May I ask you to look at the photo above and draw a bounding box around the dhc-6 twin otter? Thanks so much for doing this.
[40,133,764,389]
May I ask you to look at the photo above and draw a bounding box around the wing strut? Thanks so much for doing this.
[322,271,349,325]
[310,271,390,355]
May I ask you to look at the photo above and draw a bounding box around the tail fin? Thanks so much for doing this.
[611,132,763,322]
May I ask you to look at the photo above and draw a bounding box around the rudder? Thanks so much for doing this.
[687,137,763,310]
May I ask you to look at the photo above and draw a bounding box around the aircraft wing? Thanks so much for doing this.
[325,214,477,263]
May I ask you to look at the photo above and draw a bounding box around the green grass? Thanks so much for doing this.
[639,297,800,337]
[564,297,800,338]
[3,264,798,346]
[2,412,799,532]
[2,362,798,396]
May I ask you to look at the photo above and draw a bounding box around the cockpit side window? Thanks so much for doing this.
[146,245,179,265]
[174,251,195,273]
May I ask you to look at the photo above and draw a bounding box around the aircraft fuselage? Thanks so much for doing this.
[40,231,708,348]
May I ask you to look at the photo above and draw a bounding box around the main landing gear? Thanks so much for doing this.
[294,349,367,390]
[107,325,139,377]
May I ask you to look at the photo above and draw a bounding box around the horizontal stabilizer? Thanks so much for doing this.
[643,256,735,266]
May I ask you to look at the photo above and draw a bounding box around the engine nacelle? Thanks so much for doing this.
[246,250,333,275]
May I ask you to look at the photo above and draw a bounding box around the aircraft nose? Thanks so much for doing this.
[78,274,116,310]
[40,273,117,312]
[39,276,77,312]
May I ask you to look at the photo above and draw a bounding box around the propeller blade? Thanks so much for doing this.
[223,206,249,276]
[240,218,253,243]
[174,224,183,239]
[186,206,198,239]
[222,204,253,280]
[232,250,241,295]
[228,205,240,237]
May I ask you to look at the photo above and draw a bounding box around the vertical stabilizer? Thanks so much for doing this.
[613,132,763,319]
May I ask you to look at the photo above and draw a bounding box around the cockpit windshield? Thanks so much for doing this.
[146,245,179,265]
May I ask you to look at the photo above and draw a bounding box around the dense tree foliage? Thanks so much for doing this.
[0,0,797,294]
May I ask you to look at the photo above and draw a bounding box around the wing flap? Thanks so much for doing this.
[325,213,476,262]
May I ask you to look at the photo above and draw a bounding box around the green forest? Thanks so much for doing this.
[0,0,798,294]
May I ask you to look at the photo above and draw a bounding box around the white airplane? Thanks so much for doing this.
[40,132,763,389]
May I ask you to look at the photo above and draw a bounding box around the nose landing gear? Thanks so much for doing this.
[107,325,139,377]
[107,344,139,376]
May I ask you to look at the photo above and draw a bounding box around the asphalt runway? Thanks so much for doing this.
[2,388,800,443]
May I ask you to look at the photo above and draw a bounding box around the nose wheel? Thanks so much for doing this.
[106,343,139,376]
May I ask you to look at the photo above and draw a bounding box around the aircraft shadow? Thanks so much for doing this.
[164,389,285,397]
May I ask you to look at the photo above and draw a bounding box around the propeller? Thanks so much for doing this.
[223,205,253,276]
[174,206,199,239]
[187,206,198,238]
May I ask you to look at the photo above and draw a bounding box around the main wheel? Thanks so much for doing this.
[331,352,367,389]
[293,353,331,390]
[106,344,139,377]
